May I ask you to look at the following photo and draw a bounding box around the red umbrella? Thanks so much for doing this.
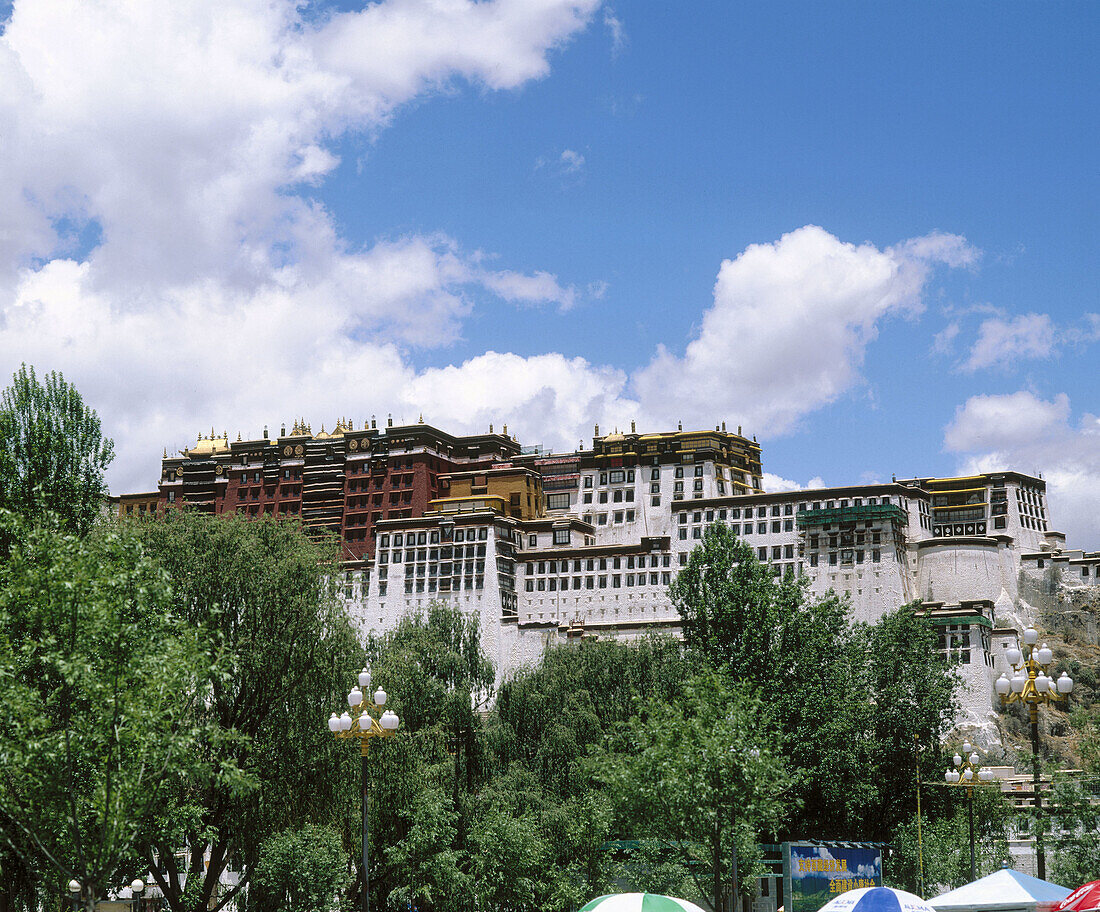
[1057,882,1100,912]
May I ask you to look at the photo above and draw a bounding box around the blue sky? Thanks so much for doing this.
[1,0,1097,541]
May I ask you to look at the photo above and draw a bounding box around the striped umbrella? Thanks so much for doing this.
[818,887,938,912]
[1058,882,1100,912]
[579,894,709,912]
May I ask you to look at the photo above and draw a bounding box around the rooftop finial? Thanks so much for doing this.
[678,420,683,431]
[595,423,600,436]
[631,420,636,433]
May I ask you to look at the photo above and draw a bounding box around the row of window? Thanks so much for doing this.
[526,554,671,575]
[379,559,486,578]
[379,527,489,548]
[379,543,488,564]
[806,550,883,566]
[525,572,673,592]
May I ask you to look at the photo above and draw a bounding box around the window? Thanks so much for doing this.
[599,472,608,485]
[583,475,593,488]
[614,511,624,524]
[784,519,793,532]
[693,479,703,492]
[692,527,702,539]
[810,554,818,567]
[597,514,608,526]
[772,546,782,560]
[529,534,538,546]
[730,508,740,519]
[547,493,570,510]
[651,468,660,480]
[694,465,703,477]
[872,549,881,563]
[626,510,635,522]
[784,545,794,559]
[599,491,609,503]
[758,547,767,560]
[652,496,661,507]
[553,529,570,545]
[758,522,766,534]
[675,467,684,478]
[771,521,781,533]
[679,528,688,540]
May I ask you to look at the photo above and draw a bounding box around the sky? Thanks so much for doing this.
[1,0,1098,545]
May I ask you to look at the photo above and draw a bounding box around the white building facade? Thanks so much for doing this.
[340,427,1088,737]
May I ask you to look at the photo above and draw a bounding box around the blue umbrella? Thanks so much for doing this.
[818,887,938,912]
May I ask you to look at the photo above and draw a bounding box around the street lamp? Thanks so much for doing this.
[68,879,81,912]
[994,626,1073,880]
[327,667,400,912]
[130,878,144,912]
[944,741,995,882]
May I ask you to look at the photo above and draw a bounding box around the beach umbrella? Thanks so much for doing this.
[817,886,938,912]
[579,893,709,912]
[1057,882,1100,912]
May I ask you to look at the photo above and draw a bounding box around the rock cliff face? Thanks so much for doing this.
[992,567,1100,768]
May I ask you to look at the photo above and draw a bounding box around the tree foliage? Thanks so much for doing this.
[132,511,364,912]
[0,519,210,910]
[669,524,959,844]
[0,364,114,536]
[254,824,349,912]
[595,668,792,912]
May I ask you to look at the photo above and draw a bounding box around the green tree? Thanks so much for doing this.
[595,669,792,912]
[254,825,349,912]
[0,519,211,911]
[669,527,959,844]
[0,365,114,536]
[361,604,494,912]
[886,785,1014,894]
[132,511,364,912]
[861,605,959,842]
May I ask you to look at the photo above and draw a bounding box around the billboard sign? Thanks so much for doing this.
[783,842,883,912]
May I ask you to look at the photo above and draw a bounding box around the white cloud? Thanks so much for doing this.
[944,391,1100,548]
[535,147,586,178]
[0,4,986,501]
[479,268,577,310]
[559,149,585,173]
[932,321,960,354]
[762,472,825,493]
[0,0,605,492]
[603,8,626,57]
[633,225,978,435]
[961,313,1055,372]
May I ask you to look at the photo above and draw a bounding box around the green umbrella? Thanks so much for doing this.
[579,893,709,912]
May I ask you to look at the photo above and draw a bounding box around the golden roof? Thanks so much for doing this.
[185,429,230,457]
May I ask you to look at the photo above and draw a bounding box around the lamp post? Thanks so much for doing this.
[130,878,144,912]
[994,626,1073,881]
[945,742,995,882]
[67,879,81,912]
[328,667,400,912]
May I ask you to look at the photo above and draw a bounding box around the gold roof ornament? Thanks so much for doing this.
[418,414,424,424]
[163,447,167,458]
